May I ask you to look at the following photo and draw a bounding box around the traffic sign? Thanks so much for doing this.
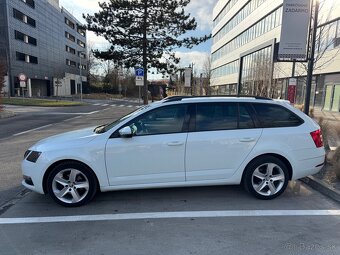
[135,68,144,77]
[18,73,27,82]
[136,76,144,86]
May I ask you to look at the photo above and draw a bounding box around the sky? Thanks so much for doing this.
[59,0,219,78]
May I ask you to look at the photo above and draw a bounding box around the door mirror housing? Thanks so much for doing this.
[119,126,133,138]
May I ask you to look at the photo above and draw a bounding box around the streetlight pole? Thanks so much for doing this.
[79,52,83,102]
[304,0,319,115]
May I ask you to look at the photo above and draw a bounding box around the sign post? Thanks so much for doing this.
[18,73,27,98]
[135,67,144,103]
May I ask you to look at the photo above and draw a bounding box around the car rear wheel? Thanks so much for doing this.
[243,156,289,200]
[47,162,97,207]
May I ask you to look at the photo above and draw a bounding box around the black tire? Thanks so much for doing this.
[243,156,289,200]
[47,162,97,207]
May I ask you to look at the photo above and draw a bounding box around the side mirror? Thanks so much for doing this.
[119,126,133,138]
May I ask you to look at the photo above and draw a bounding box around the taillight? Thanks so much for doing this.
[310,129,323,148]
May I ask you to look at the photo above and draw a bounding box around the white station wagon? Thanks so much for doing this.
[22,96,325,207]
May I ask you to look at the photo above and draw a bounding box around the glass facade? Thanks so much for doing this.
[213,0,238,27]
[212,7,282,62]
[213,0,268,44]
[212,60,239,78]
[240,46,272,96]
[317,18,340,52]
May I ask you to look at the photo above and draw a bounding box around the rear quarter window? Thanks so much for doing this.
[252,103,303,128]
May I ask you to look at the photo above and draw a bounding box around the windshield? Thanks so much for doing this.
[94,105,151,134]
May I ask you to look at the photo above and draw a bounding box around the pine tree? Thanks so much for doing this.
[83,0,210,104]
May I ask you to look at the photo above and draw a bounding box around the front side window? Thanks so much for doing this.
[252,103,303,128]
[128,105,188,136]
[195,103,238,132]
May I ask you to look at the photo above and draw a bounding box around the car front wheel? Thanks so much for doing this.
[47,162,97,207]
[243,156,289,200]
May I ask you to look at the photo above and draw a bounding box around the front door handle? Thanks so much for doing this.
[240,138,256,142]
[167,141,184,146]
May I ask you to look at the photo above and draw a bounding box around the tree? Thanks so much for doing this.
[83,0,210,104]
[202,55,212,95]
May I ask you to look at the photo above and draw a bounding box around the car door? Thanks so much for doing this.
[185,102,262,181]
[105,104,189,186]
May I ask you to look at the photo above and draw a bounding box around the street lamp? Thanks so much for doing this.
[79,51,85,101]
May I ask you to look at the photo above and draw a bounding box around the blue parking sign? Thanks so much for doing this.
[135,68,144,77]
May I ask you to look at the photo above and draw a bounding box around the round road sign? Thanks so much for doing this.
[18,73,27,81]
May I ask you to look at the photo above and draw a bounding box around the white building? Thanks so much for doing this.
[211,0,340,111]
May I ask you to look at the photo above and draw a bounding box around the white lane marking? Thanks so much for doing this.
[93,103,101,106]
[119,105,125,107]
[102,104,109,107]
[11,111,100,137]
[127,105,133,108]
[1,210,340,225]
[12,124,53,137]
[111,104,117,107]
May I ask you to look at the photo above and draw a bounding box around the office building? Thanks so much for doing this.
[211,0,340,111]
[0,0,87,97]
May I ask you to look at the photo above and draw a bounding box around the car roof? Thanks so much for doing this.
[161,96,273,104]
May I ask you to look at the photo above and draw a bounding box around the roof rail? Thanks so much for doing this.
[162,95,272,103]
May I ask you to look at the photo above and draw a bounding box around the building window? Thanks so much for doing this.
[15,30,37,46]
[66,45,76,54]
[21,0,35,9]
[16,52,26,62]
[78,64,87,70]
[66,59,77,67]
[213,0,269,44]
[212,60,239,78]
[16,51,38,64]
[65,17,75,29]
[77,26,86,37]
[78,51,86,58]
[13,9,36,27]
[77,39,85,48]
[65,31,75,42]
[212,7,282,63]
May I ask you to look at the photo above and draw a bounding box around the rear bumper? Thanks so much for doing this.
[292,155,325,180]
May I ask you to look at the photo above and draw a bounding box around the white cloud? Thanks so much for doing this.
[187,0,218,30]
[175,51,210,74]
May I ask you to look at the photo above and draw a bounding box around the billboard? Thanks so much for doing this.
[278,0,312,61]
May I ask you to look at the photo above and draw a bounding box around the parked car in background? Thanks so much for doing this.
[22,96,325,207]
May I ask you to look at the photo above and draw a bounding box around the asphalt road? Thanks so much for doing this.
[0,100,136,206]
[0,100,340,255]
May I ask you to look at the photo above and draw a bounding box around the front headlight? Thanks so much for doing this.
[24,150,31,159]
[26,151,42,163]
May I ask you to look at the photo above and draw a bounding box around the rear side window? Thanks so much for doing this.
[252,103,303,128]
[196,103,238,131]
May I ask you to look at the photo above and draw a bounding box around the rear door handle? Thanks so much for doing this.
[167,141,184,146]
[240,138,256,142]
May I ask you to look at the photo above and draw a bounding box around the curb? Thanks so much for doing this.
[301,176,340,203]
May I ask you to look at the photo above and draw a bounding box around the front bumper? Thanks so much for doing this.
[21,159,46,194]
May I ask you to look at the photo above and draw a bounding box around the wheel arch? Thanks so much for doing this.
[241,153,293,184]
[42,159,100,194]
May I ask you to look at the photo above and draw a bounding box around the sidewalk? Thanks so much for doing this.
[312,107,340,122]
[305,107,340,202]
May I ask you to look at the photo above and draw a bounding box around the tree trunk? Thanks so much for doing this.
[142,0,148,105]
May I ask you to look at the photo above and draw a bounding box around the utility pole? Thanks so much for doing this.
[304,0,319,115]
[142,0,148,105]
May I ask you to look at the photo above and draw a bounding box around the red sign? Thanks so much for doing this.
[287,85,296,104]
[287,78,297,104]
